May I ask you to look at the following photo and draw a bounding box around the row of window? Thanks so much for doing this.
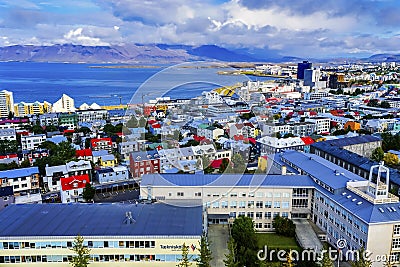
[230,211,289,220]
[0,240,156,250]
[207,200,290,209]
[0,254,194,263]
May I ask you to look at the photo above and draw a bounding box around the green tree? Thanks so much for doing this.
[126,116,138,128]
[177,243,192,267]
[272,216,296,237]
[32,124,45,134]
[82,183,95,202]
[318,245,334,267]
[218,158,230,174]
[197,234,212,267]
[367,99,379,107]
[139,117,147,128]
[231,153,246,173]
[231,216,258,267]
[380,101,391,108]
[223,238,239,267]
[349,248,372,267]
[78,127,91,135]
[69,234,91,267]
[20,159,31,168]
[45,124,58,132]
[371,147,384,162]
[0,140,18,154]
[103,124,116,136]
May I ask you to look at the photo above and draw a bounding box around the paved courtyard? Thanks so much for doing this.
[208,224,229,267]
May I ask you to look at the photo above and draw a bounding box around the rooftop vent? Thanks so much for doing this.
[347,195,352,199]
[352,198,357,202]
[123,211,136,225]
[387,207,393,212]
[379,208,385,213]
[357,201,362,205]
[393,207,397,212]
[342,192,347,195]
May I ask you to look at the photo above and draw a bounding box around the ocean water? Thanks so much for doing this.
[0,62,275,106]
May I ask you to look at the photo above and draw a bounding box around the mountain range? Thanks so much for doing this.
[0,43,398,63]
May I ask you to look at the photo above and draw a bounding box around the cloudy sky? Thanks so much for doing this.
[0,0,399,57]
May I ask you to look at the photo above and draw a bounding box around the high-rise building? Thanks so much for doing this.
[0,90,14,118]
[52,94,75,113]
[13,101,52,116]
[297,61,312,80]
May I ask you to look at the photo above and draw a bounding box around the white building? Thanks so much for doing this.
[0,128,16,141]
[305,117,330,134]
[96,166,129,184]
[52,94,76,113]
[21,134,46,151]
[60,174,90,203]
[0,90,14,118]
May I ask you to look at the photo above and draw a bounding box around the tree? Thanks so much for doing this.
[371,147,384,162]
[45,124,58,132]
[367,99,379,107]
[177,243,192,267]
[318,245,334,267]
[219,158,230,174]
[126,116,138,128]
[82,183,95,202]
[78,127,91,135]
[282,250,295,267]
[20,159,31,168]
[380,101,391,108]
[103,124,116,136]
[197,234,212,267]
[349,248,372,267]
[69,235,90,267]
[231,153,246,174]
[231,216,258,267]
[32,124,45,134]
[0,140,18,154]
[139,117,147,128]
[272,216,296,237]
[384,153,398,166]
[224,238,239,267]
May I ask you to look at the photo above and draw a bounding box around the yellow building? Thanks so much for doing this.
[14,101,52,116]
[99,154,117,167]
[0,203,202,266]
[0,90,14,118]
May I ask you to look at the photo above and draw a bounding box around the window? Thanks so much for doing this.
[256,192,264,198]
[264,223,271,229]
[393,238,400,249]
[394,225,400,235]
[273,212,280,218]
[265,201,272,208]
[282,201,290,209]
[248,201,254,208]
[230,201,237,208]
[177,192,184,197]
[256,201,263,208]
[195,192,201,197]
[274,201,280,208]
[211,201,219,209]
[274,192,281,198]
[266,192,273,198]
[256,212,263,219]
[283,192,290,198]
[230,193,237,197]
[282,212,289,218]
[221,201,228,209]
[247,212,254,218]
[239,201,246,208]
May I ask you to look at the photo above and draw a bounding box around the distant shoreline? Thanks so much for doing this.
[217,70,286,78]
[88,65,162,69]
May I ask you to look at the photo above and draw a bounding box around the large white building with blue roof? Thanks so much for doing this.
[141,150,400,266]
[0,203,202,266]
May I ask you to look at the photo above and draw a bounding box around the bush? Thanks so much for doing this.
[272,216,296,237]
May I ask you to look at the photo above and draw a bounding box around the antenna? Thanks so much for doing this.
[123,211,136,225]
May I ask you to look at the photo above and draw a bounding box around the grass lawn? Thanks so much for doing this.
[257,233,301,251]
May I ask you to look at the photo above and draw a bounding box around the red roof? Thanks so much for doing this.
[301,137,315,145]
[210,158,229,168]
[151,123,161,129]
[76,149,93,158]
[90,137,112,148]
[148,119,157,124]
[63,129,75,134]
[60,174,90,191]
[193,135,206,142]
[0,154,18,159]
[310,111,318,116]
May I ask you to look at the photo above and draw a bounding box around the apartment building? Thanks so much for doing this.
[0,167,40,196]
[0,90,14,119]
[14,101,52,116]
[21,134,46,151]
[305,117,330,134]
[0,128,16,141]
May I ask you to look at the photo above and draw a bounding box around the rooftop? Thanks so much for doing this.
[141,173,314,188]
[0,203,203,237]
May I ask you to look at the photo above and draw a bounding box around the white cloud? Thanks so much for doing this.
[63,27,109,46]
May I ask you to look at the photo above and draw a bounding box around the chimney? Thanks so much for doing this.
[281,165,287,175]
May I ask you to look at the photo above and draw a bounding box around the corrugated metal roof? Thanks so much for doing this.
[141,173,314,188]
[0,167,39,179]
[0,203,202,237]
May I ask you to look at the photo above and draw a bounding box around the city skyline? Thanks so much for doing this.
[0,0,399,58]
